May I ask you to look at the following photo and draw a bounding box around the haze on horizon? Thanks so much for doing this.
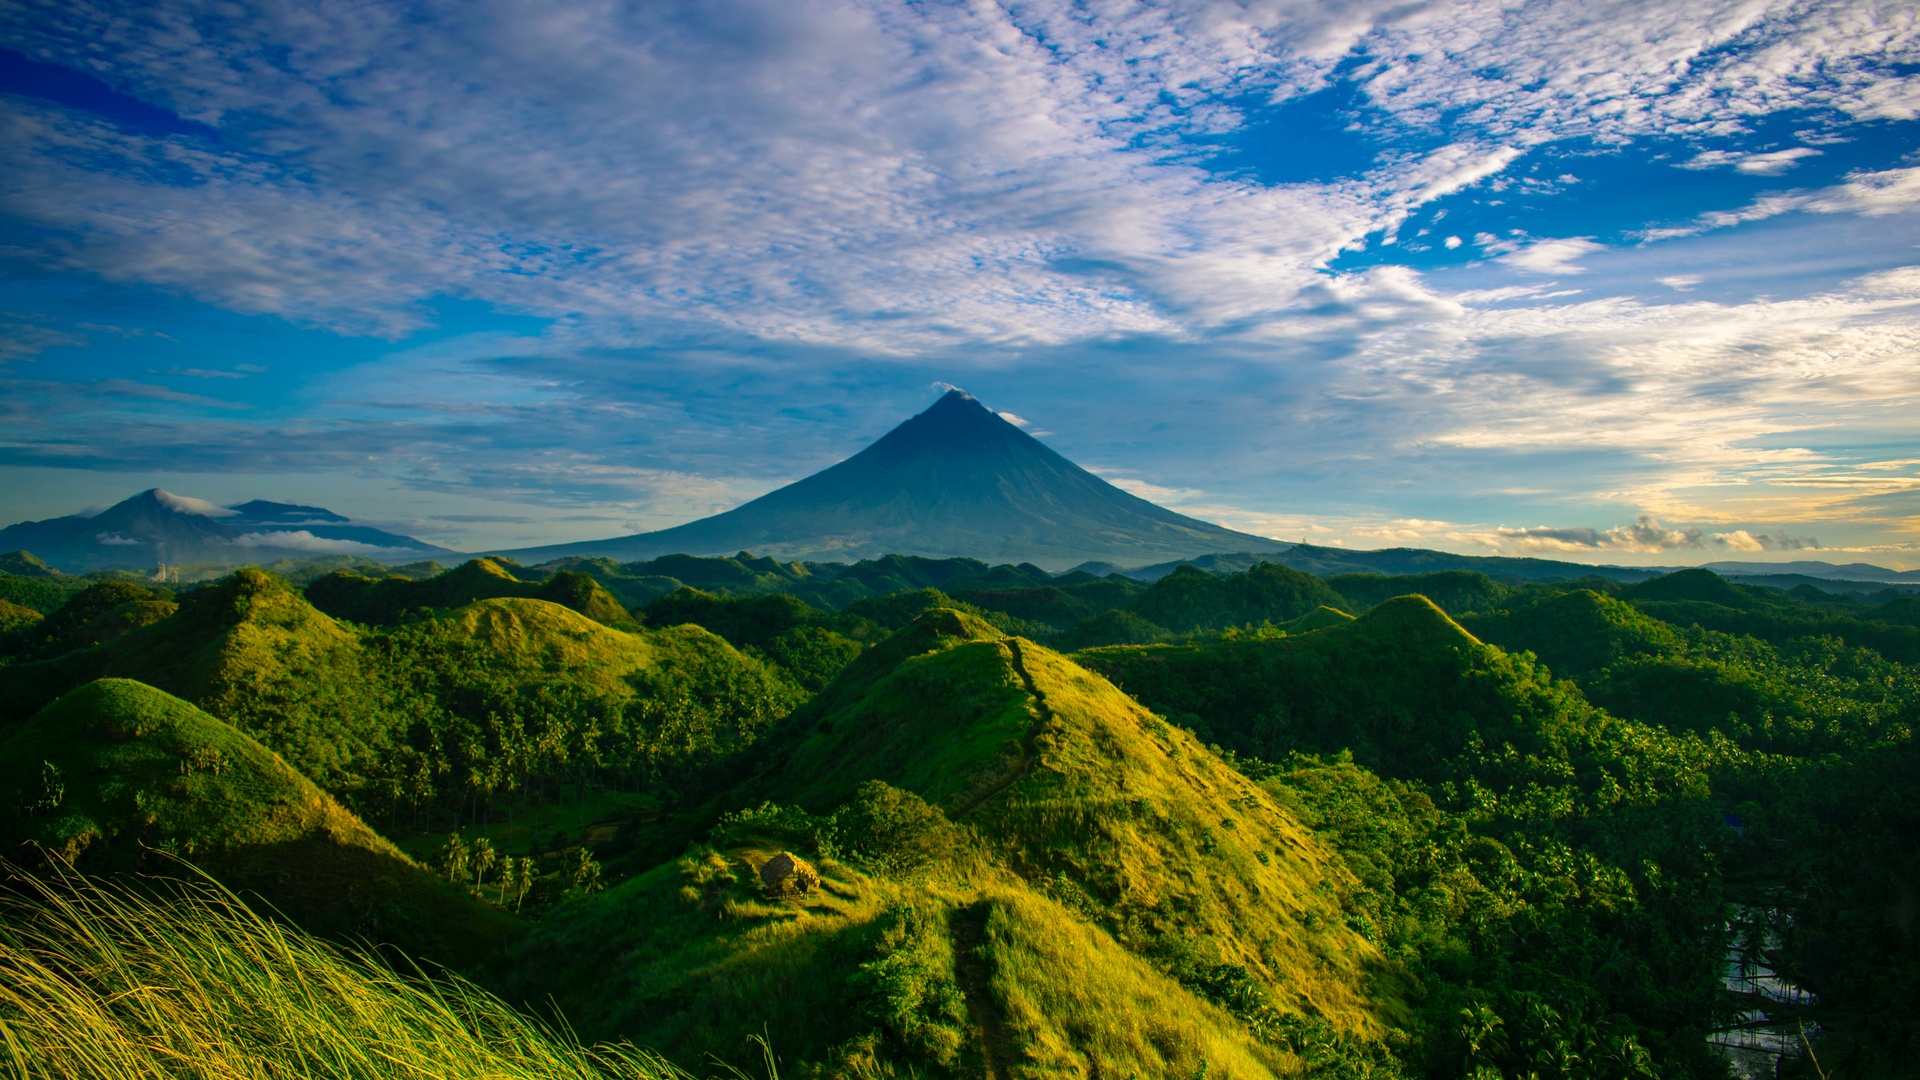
[2,1,1918,569]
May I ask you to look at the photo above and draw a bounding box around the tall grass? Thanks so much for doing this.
[0,862,691,1080]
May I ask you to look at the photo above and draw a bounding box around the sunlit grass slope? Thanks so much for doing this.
[0,678,522,967]
[0,865,682,1080]
[0,597,41,643]
[0,568,794,792]
[1285,605,1355,634]
[510,835,1299,1079]
[0,569,388,783]
[755,609,1391,1032]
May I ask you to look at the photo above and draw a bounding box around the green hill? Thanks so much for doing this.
[1079,597,1750,1076]
[1286,605,1356,633]
[1058,608,1167,650]
[0,569,799,825]
[1078,595,1501,770]
[10,580,177,660]
[510,835,1301,1078]
[749,611,1387,1027]
[1128,562,1347,633]
[0,678,521,967]
[1460,588,1683,678]
[506,609,1391,1076]
[0,597,42,645]
[0,569,393,785]
[307,558,639,630]
[639,588,868,691]
[1621,566,1758,608]
[1611,569,1920,664]
[1325,570,1512,615]
[0,567,89,615]
[0,549,60,577]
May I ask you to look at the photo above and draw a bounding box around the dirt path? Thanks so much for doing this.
[950,901,1017,1080]
[951,639,1054,818]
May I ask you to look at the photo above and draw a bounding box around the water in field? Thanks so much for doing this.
[1709,906,1819,1080]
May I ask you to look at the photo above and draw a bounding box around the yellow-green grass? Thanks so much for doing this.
[0,679,522,968]
[0,599,40,642]
[980,888,1297,1079]
[1285,605,1355,634]
[0,863,686,1080]
[968,643,1394,1033]
[511,837,1302,1079]
[0,569,792,792]
[0,570,385,784]
[512,839,906,1065]
[752,610,1396,1036]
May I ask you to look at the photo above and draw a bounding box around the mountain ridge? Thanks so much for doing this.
[0,488,449,573]
[494,390,1290,570]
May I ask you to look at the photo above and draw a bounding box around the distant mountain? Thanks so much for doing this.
[0,488,449,574]
[1091,545,1920,589]
[498,389,1290,569]
[1703,559,1920,583]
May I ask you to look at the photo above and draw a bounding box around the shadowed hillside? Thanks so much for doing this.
[308,558,638,630]
[0,679,521,967]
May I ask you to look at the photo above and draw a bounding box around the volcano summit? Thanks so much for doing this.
[502,390,1288,568]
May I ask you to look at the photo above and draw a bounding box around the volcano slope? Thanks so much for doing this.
[500,389,1289,568]
[507,609,1397,1079]
[0,679,520,968]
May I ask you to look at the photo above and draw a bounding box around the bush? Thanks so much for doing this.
[830,781,960,874]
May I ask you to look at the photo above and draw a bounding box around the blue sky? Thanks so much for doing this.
[2,0,1918,567]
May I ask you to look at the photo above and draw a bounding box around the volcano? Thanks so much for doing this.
[500,390,1288,569]
[0,489,449,573]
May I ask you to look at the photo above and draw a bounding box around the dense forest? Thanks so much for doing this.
[2,549,1915,1078]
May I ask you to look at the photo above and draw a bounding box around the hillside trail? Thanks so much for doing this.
[950,901,1017,1080]
[951,639,1053,819]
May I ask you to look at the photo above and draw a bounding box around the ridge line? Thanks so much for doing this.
[953,638,1052,818]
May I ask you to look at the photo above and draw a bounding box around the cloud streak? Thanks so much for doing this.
[1494,515,1820,553]
[0,1,1916,560]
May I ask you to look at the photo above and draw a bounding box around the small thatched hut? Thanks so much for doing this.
[758,851,819,895]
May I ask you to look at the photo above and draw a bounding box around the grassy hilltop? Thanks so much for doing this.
[0,679,520,967]
[2,549,1916,1077]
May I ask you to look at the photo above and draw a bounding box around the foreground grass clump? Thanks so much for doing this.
[0,865,688,1080]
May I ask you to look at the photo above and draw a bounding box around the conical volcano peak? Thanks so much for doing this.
[928,386,983,409]
[500,391,1290,568]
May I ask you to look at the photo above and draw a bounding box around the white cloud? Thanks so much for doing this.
[1,1,1918,559]
[230,530,415,555]
[1498,238,1605,275]
[1645,166,1920,240]
[152,488,237,517]
[0,0,1913,350]
[1681,147,1822,175]
[1488,515,1820,554]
